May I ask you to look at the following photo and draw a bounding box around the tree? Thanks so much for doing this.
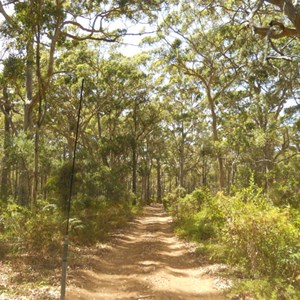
[249,0,300,38]
[0,0,164,207]
[153,2,246,190]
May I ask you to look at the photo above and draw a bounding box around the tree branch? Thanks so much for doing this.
[0,0,14,25]
[253,24,298,38]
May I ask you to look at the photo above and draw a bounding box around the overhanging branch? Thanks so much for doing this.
[253,23,298,38]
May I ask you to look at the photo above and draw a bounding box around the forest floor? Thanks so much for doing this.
[66,204,229,300]
[0,204,231,299]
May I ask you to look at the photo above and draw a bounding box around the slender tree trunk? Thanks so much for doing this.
[207,92,226,190]
[17,40,34,207]
[132,143,137,195]
[146,172,151,204]
[97,113,102,139]
[156,158,162,203]
[202,156,207,186]
[32,10,43,211]
[1,84,11,202]
[132,101,138,196]
[24,39,34,131]
[32,129,39,210]
[179,121,185,188]
[264,142,274,192]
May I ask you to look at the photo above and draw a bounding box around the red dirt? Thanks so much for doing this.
[66,205,227,300]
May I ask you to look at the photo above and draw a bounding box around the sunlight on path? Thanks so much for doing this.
[66,205,227,300]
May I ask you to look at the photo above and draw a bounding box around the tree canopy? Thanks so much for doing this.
[0,1,299,299]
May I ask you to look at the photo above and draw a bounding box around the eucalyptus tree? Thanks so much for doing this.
[0,73,10,202]
[0,0,165,207]
[152,1,248,190]
[0,56,25,203]
[210,0,300,60]
[158,75,203,191]
[247,0,300,38]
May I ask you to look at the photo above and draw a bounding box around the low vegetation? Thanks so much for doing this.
[0,192,140,298]
[1,1,300,299]
[164,184,300,300]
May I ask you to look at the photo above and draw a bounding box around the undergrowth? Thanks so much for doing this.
[164,186,300,300]
[0,196,140,259]
[0,195,141,298]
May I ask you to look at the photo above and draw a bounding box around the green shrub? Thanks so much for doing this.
[163,186,186,212]
[169,184,300,298]
[70,195,137,244]
[1,203,62,257]
[23,205,62,256]
[221,194,300,279]
[229,278,300,300]
[176,209,219,241]
[164,187,211,220]
[169,188,223,242]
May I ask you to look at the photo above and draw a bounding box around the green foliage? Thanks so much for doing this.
[47,160,131,214]
[229,278,300,300]
[163,186,186,211]
[166,187,221,241]
[270,157,300,209]
[222,194,300,279]
[0,202,62,257]
[168,184,300,298]
[70,195,137,244]
[0,196,138,258]
[176,207,221,241]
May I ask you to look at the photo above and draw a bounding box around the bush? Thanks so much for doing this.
[1,203,62,257]
[176,209,219,241]
[70,195,137,244]
[167,184,300,298]
[222,195,300,279]
[229,278,300,300]
[167,187,223,242]
[164,187,211,220]
[163,186,186,212]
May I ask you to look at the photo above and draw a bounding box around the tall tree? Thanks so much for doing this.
[0,0,164,207]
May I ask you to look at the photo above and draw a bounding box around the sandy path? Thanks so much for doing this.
[66,205,227,300]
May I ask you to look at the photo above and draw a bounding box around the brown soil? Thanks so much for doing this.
[66,205,227,300]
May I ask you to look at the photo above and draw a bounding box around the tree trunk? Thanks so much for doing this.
[207,92,226,190]
[132,100,138,197]
[17,40,34,207]
[156,158,162,203]
[202,156,207,186]
[264,142,274,192]
[32,15,44,211]
[32,129,39,210]
[146,172,151,204]
[132,143,137,195]
[1,84,11,202]
[179,120,185,188]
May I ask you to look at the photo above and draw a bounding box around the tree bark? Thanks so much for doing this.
[179,120,185,188]
[1,84,11,202]
[132,142,137,195]
[156,158,162,203]
[17,39,34,207]
[207,92,226,190]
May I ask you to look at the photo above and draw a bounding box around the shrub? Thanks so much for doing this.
[229,278,300,300]
[163,186,186,212]
[70,195,137,244]
[164,187,212,220]
[221,194,300,279]
[1,203,62,257]
[168,187,223,242]
[176,209,219,241]
[169,184,300,298]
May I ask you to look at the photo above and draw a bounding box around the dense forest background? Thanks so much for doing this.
[0,1,299,299]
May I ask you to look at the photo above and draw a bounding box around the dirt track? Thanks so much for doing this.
[66,205,227,300]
